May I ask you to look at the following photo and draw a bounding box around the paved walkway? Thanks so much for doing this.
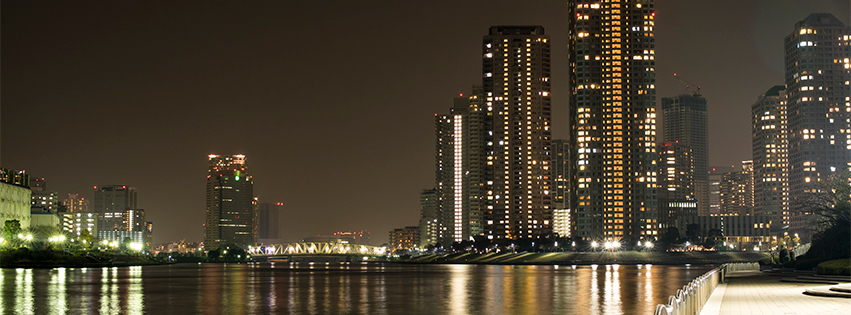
[700,271,851,315]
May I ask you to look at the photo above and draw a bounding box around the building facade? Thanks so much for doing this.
[551,139,569,208]
[205,154,257,250]
[569,1,659,241]
[662,94,709,216]
[93,185,137,214]
[657,141,696,228]
[482,25,553,240]
[784,13,851,240]
[418,188,439,247]
[389,226,420,251]
[0,169,31,229]
[60,212,99,239]
[434,87,487,244]
[751,85,790,228]
[720,162,755,215]
[62,193,89,213]
[257,202,283,241]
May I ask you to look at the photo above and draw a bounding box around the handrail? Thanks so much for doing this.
[653,262,759,315]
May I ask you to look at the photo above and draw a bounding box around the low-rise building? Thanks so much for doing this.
[389,226,420,251]
[1,169,32,229]
[676,215,772,250]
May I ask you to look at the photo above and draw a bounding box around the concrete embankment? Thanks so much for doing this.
[403,251,768,265]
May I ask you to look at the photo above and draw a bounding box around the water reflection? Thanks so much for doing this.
[15,268,33,314]
[1,263,713,314]
[448,265,468,315]
[48,268,67,314]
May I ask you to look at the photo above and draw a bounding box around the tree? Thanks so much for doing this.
[79,230,92,249]
[794,171,851,261]
[4,220,22,238]
[686,223,700,243]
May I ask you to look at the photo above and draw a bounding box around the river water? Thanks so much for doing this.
[0,262,714,314]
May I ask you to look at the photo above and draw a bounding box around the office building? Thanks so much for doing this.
[205,154,256,250]
[784,13,851,241]
[257,202,283,241]
[662,94,709,216]
[657,141,696,228]
[751,85,790,227]
[568,1,659,241]
[482,25,553,240]
[93,185,137,214]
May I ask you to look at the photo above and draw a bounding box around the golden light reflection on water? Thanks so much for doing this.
[48,268,67,314]
[15,268,33,314]
[448,265,469,315]
[1,262,711,314]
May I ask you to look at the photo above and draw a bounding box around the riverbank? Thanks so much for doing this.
[402,250,768,265]
[0,248,164,268]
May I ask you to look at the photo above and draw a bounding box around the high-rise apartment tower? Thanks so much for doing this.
[482,26,553,240]
[784,13,851,240]
[751,85,789,227]
[568,0,659,241]
[434,86,486,244]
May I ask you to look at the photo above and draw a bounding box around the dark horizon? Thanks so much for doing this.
[2,0,849,245]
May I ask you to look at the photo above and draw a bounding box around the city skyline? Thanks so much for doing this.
[2,1,849,245]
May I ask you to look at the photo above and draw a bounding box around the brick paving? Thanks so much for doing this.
[700,271,851,315]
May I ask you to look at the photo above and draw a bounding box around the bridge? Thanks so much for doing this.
[248,242,387,262]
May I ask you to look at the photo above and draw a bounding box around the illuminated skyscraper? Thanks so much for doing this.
[751,85,789,226]
[662,94,708,216]
[785,13,851,240]
[205,154,256,250]
[482,26,552,240]
[434,87,486,244]
[569,0,659,241]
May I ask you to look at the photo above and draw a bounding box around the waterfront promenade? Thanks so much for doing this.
[700,271,851,315]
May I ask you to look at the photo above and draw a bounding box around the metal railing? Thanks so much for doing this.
[654,262,759,315]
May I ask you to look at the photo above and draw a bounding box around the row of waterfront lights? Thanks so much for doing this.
[589,240,654,250]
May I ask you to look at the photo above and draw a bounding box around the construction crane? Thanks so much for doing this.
[673,73,701,97]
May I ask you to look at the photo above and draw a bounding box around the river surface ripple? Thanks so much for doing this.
[0,262,714,314]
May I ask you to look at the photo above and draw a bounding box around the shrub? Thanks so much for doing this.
[817,258,851,276]
[793,258,823,271]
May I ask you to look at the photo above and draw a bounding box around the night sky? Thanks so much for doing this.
[2,1,849,245]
